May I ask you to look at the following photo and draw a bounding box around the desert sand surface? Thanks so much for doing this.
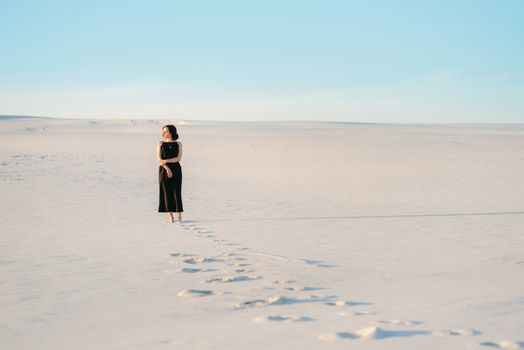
[1,116,524,349]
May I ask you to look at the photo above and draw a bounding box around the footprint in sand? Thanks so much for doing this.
[480,341,524,349]
[284,286,325,292]
[218,251,246,259]
[205,275,262,283]
[318,326,433,341]
[272,279,297,285]
[179,267,219,273]
[375,319,424,326]
[182,257,224,264]
[228,262,253,267]
[325,300,374,307]
[177,289,223,298]
[432,328,482,336]
[234,268,256,273]
[220,252,239,257]
[179,224,250,250]
[233,257,248,261]
[234,294,339,309]
[195,229,214,237]
[168,252,196,257]
[300,259,337,268]
[319,325,482,342]
[253,315,316,323]
[338,310,375,316]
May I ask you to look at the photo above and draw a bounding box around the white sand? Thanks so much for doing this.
[1,117,524,349]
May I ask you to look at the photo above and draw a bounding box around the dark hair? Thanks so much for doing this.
[163,124,179,140]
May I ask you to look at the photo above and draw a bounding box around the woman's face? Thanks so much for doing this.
[162,127,172,139]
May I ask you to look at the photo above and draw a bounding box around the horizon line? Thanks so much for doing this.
[1,114,523,127]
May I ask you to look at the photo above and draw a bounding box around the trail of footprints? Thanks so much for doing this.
[159,221,522,348]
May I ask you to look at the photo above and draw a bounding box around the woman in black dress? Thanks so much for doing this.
[157,124,184,223]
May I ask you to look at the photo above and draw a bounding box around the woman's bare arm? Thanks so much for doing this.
[156,141,163,162]
[157,141,171,172]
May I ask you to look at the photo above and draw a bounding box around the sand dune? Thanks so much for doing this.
[1,117,523,349]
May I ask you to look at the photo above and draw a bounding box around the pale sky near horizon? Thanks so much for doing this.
[0,0,523,123]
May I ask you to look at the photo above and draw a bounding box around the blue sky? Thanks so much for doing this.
[0,0,523,122]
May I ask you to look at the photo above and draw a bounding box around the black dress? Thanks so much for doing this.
[158,141,183,213]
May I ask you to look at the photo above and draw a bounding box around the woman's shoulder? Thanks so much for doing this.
[158,140,181,145]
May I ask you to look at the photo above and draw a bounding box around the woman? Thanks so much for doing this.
[157,124,184,223]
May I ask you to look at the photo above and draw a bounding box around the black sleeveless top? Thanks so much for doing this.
[160,141,180,160]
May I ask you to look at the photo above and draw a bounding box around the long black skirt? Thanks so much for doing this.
[158,163,183,212]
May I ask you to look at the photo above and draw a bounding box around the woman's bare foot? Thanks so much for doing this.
[168,214,174,223]
[176,213,182,223]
